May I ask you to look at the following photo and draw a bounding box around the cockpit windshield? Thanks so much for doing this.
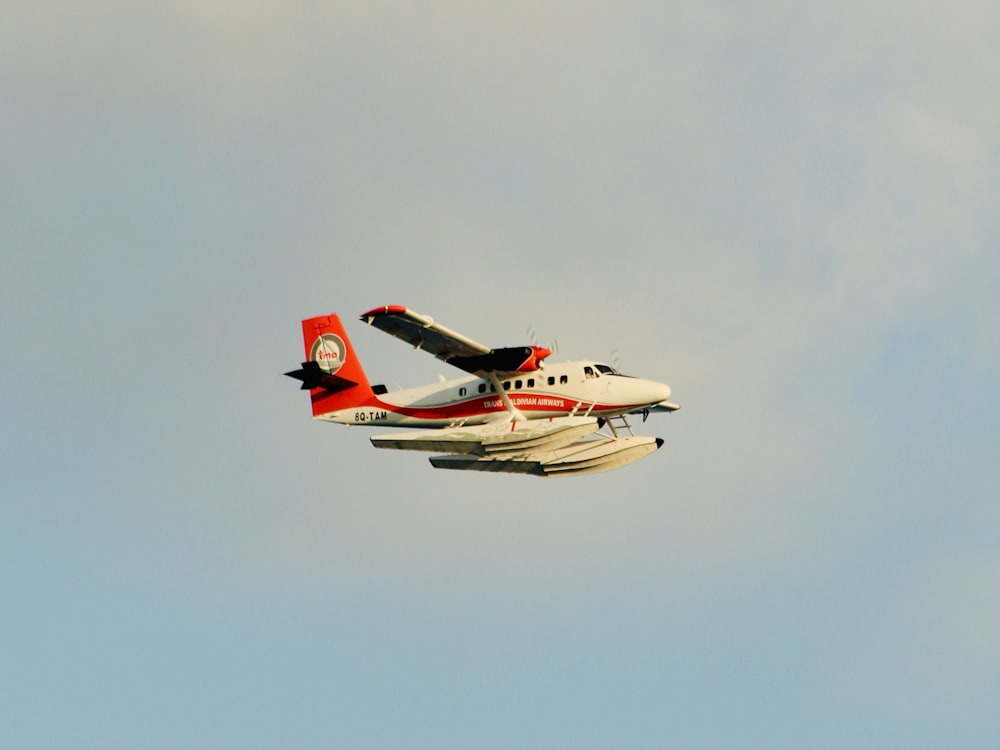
[594,363,620,375]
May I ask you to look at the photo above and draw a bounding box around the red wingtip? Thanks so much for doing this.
[360,304,407,318]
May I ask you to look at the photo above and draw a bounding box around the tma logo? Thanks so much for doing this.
[310,333,347,374]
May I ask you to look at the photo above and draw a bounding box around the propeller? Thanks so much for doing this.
[527,325,559,367]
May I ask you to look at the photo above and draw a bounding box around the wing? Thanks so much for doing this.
[360,305,551,378]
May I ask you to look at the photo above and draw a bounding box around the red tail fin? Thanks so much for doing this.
[290,313,376,417]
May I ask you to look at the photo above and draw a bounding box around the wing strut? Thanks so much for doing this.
[487,372,526,422]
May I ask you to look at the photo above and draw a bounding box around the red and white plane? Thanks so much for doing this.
[286,305,680,477]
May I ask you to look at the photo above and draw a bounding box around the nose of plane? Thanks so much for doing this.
[650,381,671,404]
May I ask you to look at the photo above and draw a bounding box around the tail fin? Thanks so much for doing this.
[286,313,376,417]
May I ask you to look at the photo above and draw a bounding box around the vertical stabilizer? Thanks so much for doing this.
[288,314,376,417]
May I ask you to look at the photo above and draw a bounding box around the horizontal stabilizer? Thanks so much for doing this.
[285,360,359,392]
[371,417,600,456]
[429,435,663,477]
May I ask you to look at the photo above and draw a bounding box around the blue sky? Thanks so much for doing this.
[3,1,999,747]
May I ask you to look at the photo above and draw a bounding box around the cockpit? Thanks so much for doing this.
[584,363,625,378]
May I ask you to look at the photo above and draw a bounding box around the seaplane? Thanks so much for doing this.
[286,305,680,477]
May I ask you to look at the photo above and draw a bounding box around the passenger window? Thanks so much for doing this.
[490,384,496,392]
[547,376,555,386]
[459,387,467,397]
[527,378,535,388]
[515,379,522,389]
[503,381,510,390]
[478,383,486,394]
[560,375,568,384]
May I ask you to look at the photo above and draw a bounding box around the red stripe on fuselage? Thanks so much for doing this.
[358,392,648,422]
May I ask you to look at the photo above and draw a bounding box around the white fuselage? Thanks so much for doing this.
[315,360,672,428]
